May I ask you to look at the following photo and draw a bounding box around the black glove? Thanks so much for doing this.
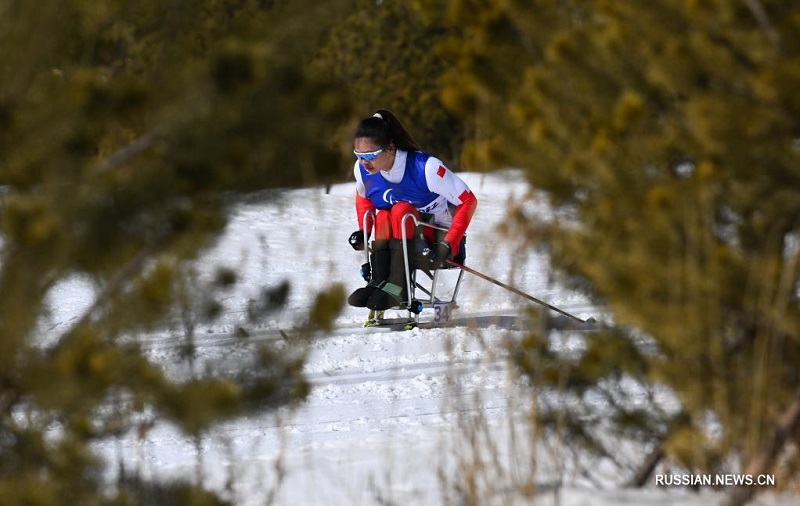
[427,241,452,268]
[359,262,371,282]
[348,230,368,251]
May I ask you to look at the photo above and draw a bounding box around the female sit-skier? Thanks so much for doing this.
[346,109,478,311]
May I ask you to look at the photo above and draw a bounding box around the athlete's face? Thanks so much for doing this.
[354,138,395,174]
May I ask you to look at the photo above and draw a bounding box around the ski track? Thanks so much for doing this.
[101,321,540,506]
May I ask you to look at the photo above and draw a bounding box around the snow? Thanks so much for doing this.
[43,170,794,505]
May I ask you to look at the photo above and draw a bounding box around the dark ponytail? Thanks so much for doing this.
[354,109,421,152]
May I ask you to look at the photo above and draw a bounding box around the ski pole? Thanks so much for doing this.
[446,260,594,324]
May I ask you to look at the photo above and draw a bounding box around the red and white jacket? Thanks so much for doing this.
[354,150,477,250]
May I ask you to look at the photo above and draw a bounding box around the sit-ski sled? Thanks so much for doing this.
[358,211,466,330]
[357,211,597,331]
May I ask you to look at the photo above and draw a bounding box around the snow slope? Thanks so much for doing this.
[46,170,792,505]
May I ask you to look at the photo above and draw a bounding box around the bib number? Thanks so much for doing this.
[433,303,451,324]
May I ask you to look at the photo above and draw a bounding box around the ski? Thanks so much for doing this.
[364,316,417,331]
[356,312,600,334]
[363,309,385,327]
[364,309,417,331]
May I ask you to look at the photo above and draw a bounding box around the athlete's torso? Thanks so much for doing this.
[359,151,439,211]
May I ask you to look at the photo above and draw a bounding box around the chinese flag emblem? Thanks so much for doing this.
[437,166,446,178]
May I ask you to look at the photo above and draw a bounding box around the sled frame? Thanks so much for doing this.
[361,211,466,326]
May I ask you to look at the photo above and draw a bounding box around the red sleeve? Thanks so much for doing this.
[444,190,477,255]
[356,193,375,230]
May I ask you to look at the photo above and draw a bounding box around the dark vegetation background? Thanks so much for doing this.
[0,1,797,504]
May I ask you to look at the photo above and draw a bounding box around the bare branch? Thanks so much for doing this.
[94,132,160,173]
[742,0,780,48]
[628,445,664,487]
[726,389,800,506]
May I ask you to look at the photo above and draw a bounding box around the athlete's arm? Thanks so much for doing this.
[354,162,375,230]
[424,158,478,253]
